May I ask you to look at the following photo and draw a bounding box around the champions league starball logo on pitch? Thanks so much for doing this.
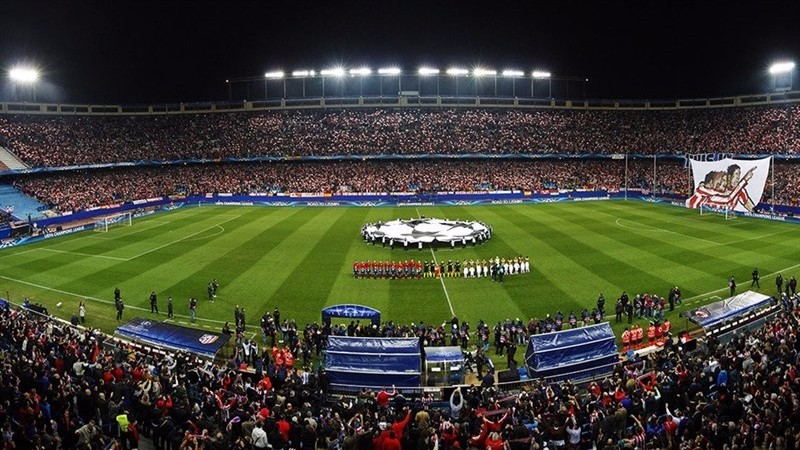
[362,218,491,248]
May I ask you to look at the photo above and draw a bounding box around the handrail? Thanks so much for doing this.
[3,90,800,116]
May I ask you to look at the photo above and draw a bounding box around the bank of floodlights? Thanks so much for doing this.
[280,66,554,79]
[349,67,372,76]
[769,61,795,74]
[320,67,346,77]
[446,68,469,76]
[378,67,401,75]
[502,70,524,77]
[473,68,497,77]
[9,67,39,83]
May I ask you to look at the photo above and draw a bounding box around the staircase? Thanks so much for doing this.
[0,147,29,171]
[0,185,48,220]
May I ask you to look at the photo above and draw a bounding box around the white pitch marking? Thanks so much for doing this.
[35,248,128,261]
[417,207,455,317]
[0,275,261,329]
[125,215,241,260]
[183,225,225,242]
[0,248,38,260]
[613,217,720,245]
[716,228,794,247]
[679,261,800,304]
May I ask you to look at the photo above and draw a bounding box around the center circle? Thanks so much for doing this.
[362,218,492,247]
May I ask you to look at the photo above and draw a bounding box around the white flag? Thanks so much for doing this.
[685,157,771,212]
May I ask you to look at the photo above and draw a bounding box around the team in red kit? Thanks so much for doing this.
[354,260,424,279]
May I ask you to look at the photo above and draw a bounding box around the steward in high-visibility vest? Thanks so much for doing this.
[621,328,631,350]
[647,324,656,343]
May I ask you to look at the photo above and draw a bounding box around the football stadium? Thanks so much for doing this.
[2,85,800,450]
[2,4,800,449]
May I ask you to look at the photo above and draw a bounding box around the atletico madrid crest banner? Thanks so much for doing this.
[685,157,771,212]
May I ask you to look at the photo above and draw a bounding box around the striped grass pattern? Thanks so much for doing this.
[1,201,797,340]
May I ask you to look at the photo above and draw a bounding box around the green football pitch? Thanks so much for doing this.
[0,201,797,342]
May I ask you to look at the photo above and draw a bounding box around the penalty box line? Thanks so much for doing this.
[0,275,261,330]
[416,208,456,317]
[681,261,800,306]
[6,215,242,263]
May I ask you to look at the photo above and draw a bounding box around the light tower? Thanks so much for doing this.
[9,67,40,102]
[769,61,795,91]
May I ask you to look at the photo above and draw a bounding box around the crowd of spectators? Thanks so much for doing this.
[0,159,675,213]
[1,104,800,167]
[1,288,799,450]
[0,207,13,227]
[8,159,800,213]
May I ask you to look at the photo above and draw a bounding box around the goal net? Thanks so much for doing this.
[699,204,737,220]
[94,212,133,232]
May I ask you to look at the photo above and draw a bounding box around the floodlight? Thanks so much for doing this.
[532,71,551,79]
[446,68,469,76]
[473,68,496,77]
[502,70,524,77]
[320,67,345,77]
[349,68,372,76]
[9,67,39,83]
[418,67,440,76]
[378,67,401,75]
[769,61,795,74]
[292,70,312,77]
[264,71,285,79]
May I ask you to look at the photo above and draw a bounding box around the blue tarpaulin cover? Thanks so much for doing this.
[115,317,230,358]
[325,336,421,389]
[686,290,772,329]
[424,346,465,363]
[424,346,465,386]
[524,323,618,382]
[321,304,381,326]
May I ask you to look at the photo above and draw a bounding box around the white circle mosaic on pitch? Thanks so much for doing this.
[362,218,491,246]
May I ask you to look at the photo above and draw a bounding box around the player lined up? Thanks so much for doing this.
[354,260,423,279]
[353,256,530,280]
[459,256,530,279]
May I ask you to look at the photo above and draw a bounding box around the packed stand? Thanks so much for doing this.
[12,158,800,214]
[3,288,800,450]
[10,159,634,213]
[1,104,800,167]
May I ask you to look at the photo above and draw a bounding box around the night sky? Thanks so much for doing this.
[2,0,800,104]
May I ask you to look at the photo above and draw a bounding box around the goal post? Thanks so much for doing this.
[93,211,133,232]
[699,204,736,220]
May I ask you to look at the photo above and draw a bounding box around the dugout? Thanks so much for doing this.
[685,290,777,344]
[325,336,421,391]
[424,346,465,386]
[524,323,619,383]
[115,317,230,360]
[321,304,381,327]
